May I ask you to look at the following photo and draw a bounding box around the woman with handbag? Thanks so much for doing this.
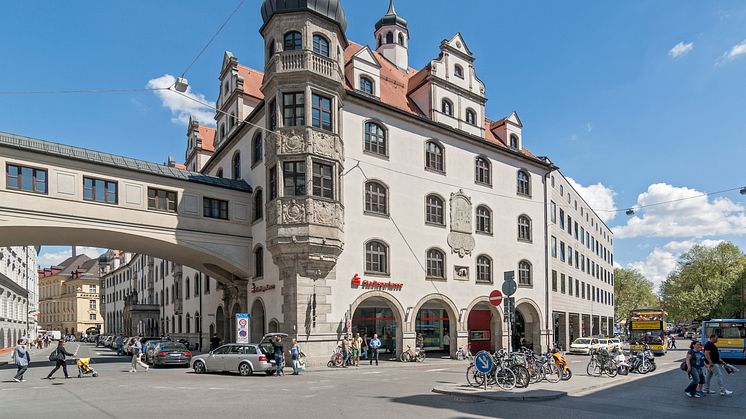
[46,340,75,379]
[12,338,31,382]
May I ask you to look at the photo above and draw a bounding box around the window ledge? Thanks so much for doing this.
[518,238,533,244]
[426,276,447,282]
[363,210,390,219]
[474,181,492,188]
[424,167,446,176]
[425,222,447,228]
[475,231,493,237]
[364,272,390,278]
[475,280,493,285]
[519,284,533,288]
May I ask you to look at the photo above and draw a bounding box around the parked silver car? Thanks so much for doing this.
[191,333,287,376]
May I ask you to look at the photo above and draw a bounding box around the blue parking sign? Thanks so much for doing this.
[474,350,493,374]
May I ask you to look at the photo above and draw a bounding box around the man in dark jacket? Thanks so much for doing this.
[46,340,75,379]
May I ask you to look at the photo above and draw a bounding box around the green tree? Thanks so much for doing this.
[614,267,659,323]
[660,242,746,322]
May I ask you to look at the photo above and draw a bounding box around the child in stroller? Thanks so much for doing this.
[76,357,98,378]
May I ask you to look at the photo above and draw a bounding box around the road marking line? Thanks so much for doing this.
[426,368,449,372]
[363,371,383,374]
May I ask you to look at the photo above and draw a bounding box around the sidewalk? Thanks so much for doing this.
[1,343,55,367]
[316,355,467,372]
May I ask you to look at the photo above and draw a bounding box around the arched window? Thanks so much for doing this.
[365,181,388,215]
[378,35,382,48]
[517,170,530,196]
[232,152,241,180]
[186,313,191,333]
[475,157,490,185]
[228,112,236,129]
[518,260,532,286]
[518,215,532,242]
[476,205,491,234]
[466,108,476,125]
[194,311,200,334]
[359,76,374,95]
[254,246,264,278]
[364,121,386,155]
[476,255,492,283]
[185,276,190,300]
[425,194,444,225]
[386,31,394,44]
[426,248,445,279]
[283,31,302,51]
[267,40,275,60]
[219,124,225,142]
[398,32,404,46]
[365,240,388,274]
[216,168,223,178]
[252,133,263,164]
[510,134,519,149]
[313,34,330,57]
[425,141,444,172]
[454,64,464,78]
[441,99,453,116]
[254,189,263,221]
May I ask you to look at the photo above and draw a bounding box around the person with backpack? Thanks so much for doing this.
[46,340,75,379]
[12,338,31,382]
[684,341,705,397]
[128,336,149,372]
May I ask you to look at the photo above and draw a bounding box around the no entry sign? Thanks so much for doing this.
[489,290,503,306]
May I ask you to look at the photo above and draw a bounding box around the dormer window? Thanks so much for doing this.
[510,134,519,149]
[283,31,302,51]
[359,76,374,95]
[313,34,330,57]
[441,99,453,116]
[454,64,464,79]
[466,109,476,125]
[386,32,394,44]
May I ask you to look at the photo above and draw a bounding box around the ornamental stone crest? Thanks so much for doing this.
[447,189,475,257]
[281,129,305,154]
[281,199,306,224]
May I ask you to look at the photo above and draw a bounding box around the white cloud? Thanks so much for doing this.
[718,39,746,64]
[612,183,746,238]
[668,41,694,58]
[566,177,617,223]
[627,239,723,290]
[146,74,215,126]
[37,247,106,267]
[586,122,593,133]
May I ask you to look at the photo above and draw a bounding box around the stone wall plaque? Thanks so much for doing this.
[447,189,475,257]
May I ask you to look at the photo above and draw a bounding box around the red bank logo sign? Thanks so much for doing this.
[351,274,403,290]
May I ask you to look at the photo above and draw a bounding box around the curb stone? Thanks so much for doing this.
[432,385,567,401]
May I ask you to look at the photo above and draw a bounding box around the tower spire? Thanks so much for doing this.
[387,0,396,15]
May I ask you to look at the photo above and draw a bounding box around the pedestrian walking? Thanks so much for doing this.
[210,334,220,351]
[272,336,284,376]
[95,335,101,348]
[352,332,363,367]
[684,341,706,397]
[289,338,302,375]
[12,339,31,382]
[361,333,369,360]
[115,334,125,356]
[369,333,381,366]
[703,334,733,396]
[670,334,676,349]
[341,335,351,367]
[46,340,75,379]
[128,336,149,373]
[416,333,424,349]
[443,333,451,355]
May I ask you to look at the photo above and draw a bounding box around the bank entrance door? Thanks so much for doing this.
[352,297,398,355]
[415,301,451,353]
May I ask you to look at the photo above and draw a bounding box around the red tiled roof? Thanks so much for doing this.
[197,125,216,152]
[173,163,187,170]
[237,64,264,100]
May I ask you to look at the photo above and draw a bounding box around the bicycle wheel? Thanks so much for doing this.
[512,365,530,388]
[494,367,516,390]
[605,361,618,377]
[400,352,409,362]
[466,364,481,387]
[586,360,601,377]
[417,351,426,362]
[561,367,573,381]
[544,363,561,383]
[528,363,543,384]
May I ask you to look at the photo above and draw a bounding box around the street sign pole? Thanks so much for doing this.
[502,271,517,353]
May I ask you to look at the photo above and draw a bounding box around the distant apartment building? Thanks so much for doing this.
[0,246,38,348]
[38,253,103,337]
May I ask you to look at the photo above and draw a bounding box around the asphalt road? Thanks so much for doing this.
[2,343,744,418]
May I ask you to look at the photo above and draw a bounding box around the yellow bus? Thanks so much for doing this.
[628,309,667,355]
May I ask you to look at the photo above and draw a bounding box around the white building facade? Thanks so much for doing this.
[0,246,38,348]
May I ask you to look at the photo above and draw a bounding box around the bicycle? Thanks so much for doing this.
[326,345,345,368]
[456,346,473,362]
[400,345,425,362]
[586,348,617,377]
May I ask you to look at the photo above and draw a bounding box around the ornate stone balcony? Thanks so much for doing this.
[265,50,343,83]
[266,126,343,163]
[266,197,344,230]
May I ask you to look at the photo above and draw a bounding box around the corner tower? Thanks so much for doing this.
[259,0,347,359]
[374,0,409,70]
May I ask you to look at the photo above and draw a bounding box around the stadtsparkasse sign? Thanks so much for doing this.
[351,274,403,290]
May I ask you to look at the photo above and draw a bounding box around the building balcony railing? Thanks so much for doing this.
[265,50,342,83]
[266,197,344,230]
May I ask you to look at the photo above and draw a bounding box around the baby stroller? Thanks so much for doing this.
[76,358,98,378]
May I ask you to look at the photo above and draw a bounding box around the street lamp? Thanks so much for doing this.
[740,187,746,195]
[625,208,635,216]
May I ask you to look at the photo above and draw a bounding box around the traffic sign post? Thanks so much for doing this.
[474,350,493,390]
[502,271,516,353]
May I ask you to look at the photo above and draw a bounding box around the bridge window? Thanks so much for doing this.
[5,164,47,194]
[283,92,305,127]
[203,197,229,220]
[148,188,177,213]
[312,93,332,131]
[312,162,333,199]
[283,161,306,196]
[83,177,118,204]
[232,151,241,180]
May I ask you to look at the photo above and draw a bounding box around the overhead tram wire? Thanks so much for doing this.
[0,87,169,95]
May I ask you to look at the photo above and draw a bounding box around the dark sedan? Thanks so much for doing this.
[150,343,192,367]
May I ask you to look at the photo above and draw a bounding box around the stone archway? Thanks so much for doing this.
[514,299,543,353]
[411,294,460,358]
[464,297,503,353]
[250,299,266,343]
[268,319,279,333]
[350,291,406,357]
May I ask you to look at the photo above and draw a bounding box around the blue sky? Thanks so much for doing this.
[2,1,745,288]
